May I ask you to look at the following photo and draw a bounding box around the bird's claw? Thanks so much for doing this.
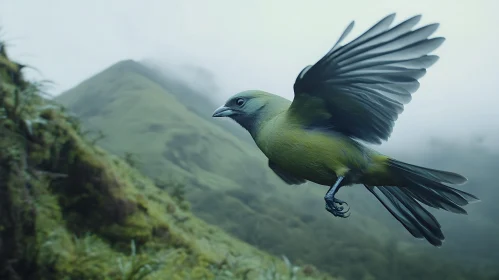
[325,197,350,218]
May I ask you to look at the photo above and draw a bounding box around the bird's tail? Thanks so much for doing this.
[365,158,480,247]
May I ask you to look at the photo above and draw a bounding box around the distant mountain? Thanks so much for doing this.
[55,59,499,280]
[56,59,265,191]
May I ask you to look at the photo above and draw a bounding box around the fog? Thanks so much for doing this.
[1,0,498,152]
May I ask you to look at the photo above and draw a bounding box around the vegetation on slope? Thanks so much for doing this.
[0,41,336,279]
[56,59,499,280]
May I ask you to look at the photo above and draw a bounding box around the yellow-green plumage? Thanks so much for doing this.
[255,108,372,186]
[212,13,480,247]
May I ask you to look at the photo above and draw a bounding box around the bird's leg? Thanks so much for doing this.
[324,176,350,218]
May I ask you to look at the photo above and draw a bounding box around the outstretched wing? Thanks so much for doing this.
[290,14,444,144]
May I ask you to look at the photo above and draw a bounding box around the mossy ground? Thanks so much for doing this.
[0,42,334,279]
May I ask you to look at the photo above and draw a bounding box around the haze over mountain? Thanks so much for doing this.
[55,59,499,280]
[3,0,499,153]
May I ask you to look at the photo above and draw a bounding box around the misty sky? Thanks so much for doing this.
[1,0,498,153]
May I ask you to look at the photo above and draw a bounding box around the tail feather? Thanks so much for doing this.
[366,185,445,247]
[388,158,468,185]
[401,184,467,214]
[366,158,480,246]
[405,177,476,211]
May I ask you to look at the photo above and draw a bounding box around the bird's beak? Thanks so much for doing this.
[212,106,234,118]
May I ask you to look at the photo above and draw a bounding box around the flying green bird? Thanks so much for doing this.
[212,13,479,247]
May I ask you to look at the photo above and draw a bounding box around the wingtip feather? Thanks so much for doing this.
[381,13,397,29]
[468,198,481,204]
[431,37,446,49]
[413,14,423,21]
[448,173,467,185]
[427,55,440,67]
[328,21,355,54]
[385,13,397,21]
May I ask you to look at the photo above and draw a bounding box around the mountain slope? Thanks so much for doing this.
[0,39,336,280]
[56,59,498,280]
[56,60,270,191]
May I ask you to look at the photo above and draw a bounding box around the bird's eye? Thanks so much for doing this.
[236,98,245,107]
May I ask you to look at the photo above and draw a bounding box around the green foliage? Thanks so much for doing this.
[123,151,141,168]
[116,240,165,280]
[259,256,301,280]
[154,179,190,211]
[0,41,336,280]
[56,59,499,280]
[84,129,106,145]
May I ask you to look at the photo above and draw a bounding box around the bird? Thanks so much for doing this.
[211,13,480,247]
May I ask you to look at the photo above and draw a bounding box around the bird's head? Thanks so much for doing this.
[212,90,288,136]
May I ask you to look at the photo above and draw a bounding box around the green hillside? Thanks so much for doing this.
[56,59,499,280]
[0,41,335,279]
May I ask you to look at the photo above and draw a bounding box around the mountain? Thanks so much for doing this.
[55,59,499,280]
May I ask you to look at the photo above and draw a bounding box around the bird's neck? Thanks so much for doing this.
[236,116,261,138]
[239,106,288,139]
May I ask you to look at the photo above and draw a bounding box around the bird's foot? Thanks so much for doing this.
[325,197,350,218]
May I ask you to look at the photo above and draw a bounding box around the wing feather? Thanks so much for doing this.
[291,14,443,144]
